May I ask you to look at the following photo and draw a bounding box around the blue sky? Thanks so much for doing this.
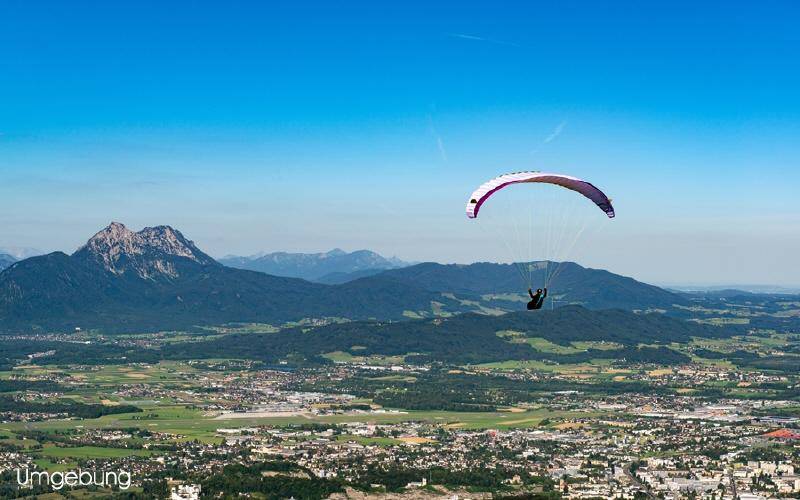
[1,1,798,285]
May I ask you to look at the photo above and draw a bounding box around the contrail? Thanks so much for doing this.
[427,114,448,162]
[531,120,567,154]
[449,33,488,42]
[543,120,567,144]
[436,136,448,162]
[447,32,521,48]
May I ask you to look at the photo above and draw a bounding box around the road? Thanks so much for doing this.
[623,462,657,500]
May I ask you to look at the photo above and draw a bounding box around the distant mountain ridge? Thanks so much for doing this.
[316,268,390,284]
[670,284,800,295]
[219,248,409,281]
[0,247,42,260]
[0,254,16,272]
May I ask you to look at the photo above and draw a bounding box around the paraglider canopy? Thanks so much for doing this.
[466,172,615,220]
[464,170,615,306]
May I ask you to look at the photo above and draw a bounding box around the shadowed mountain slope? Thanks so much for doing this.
[0,224,453,333]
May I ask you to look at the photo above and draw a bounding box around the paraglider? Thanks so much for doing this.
[466,171,614,310]
[527,288,547,310]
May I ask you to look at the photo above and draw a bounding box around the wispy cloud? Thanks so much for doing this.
[447,32,521,48]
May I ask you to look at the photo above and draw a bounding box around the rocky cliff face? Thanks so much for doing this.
[72,222,217,279]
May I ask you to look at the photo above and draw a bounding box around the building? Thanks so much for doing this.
[170,483,201,500]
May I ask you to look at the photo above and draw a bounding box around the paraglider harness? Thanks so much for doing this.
[527,288,547,310]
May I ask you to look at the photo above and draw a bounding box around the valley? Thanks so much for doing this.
[0,291,798,498]
[0,224,798,498]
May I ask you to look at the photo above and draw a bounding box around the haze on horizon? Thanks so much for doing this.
[1,1,798,287]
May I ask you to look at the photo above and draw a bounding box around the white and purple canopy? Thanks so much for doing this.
[466,172,615,219]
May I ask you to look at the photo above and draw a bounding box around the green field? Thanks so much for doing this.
[322,351,408,365]
[1,404,599,444]
[38,445,154,459]
[474,358,614,373]
[336,434,402,447]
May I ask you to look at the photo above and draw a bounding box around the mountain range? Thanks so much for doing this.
[0,247,42,260]
[0,223,454,332]
[0,222,687,333]
[219,249,408,281]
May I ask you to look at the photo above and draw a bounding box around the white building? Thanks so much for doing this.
[170,483,201,500]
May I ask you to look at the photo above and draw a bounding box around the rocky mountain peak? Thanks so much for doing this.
[74,222,216,278]
[136,225,203,260]
[96,221,134,240]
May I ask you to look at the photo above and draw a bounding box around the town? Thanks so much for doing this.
[0,352,798,499]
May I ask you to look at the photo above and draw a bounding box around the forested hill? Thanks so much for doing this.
[0,305,739,367]
[361,261,685,310]
[169,305,736,366]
